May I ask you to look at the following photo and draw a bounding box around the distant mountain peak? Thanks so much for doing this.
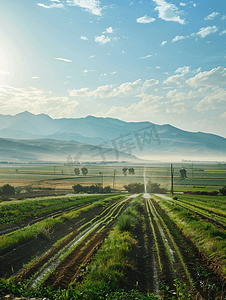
[15,111,34,117]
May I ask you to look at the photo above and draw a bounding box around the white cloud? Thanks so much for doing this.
[166,89,193,102]
[80,36,88,40]
[104,27,114,33]
[152,0,185,24]
[105,94,163,119]
[166,87,208,103]
[222,15,226,20]
[0,85,78,118]
[175,66,190,74]
[220,30,226,36]
[192,67,201,73]
[196,26,218,38]
[186,67,226,87]
[89,55,95,58]
[70,79,159,98]
[109,80,143,97]
[66,0,102,16]
[163,74,185,85]
[83,69,94,73]
[180,2,186,6]
[0,70,10,75]
[37,2,64,8]
[220,112,226,118]
[55,57,72,62]
[166,102,186,114]
[194,88,226,111]
[204,12,220,21]
[95,35,111,45]
[139,54,152,59]
[161,40,167,46]
[172,35,186,42]
[136,15,156,23]
[31,76,39,79]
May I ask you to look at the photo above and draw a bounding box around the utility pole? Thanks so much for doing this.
[113,169,117,190]
[171,164,174,196]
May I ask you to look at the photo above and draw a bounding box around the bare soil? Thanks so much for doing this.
[2,196,226,300]
[0,205,104,278]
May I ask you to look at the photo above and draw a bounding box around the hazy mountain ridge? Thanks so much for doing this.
[0,111,225,162]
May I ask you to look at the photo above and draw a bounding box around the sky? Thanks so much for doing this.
[0,0,226,138]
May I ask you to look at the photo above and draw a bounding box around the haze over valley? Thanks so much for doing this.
[0,111,225,163]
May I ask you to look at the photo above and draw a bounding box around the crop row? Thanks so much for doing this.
[153,195,226,283]
[0,194,125,253]
[0,195,159,300]
[13,195,131,289]
[145,196,193,299]
[0,194,117,227]
[169,197,226,229]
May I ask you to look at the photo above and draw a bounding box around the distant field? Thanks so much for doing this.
[0,161,225,192]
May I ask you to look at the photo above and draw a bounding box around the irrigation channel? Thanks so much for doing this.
[147,194,226,299]
[3,193,226,299]
[13,195,134,289]
[142,194,191,297]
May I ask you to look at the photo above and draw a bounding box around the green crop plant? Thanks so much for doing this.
[174,279,193,300]
[73,228,133,292]
[23,256,39,269]
[155,196,226,277]
[150,199,193,286]
[0,194,122,227]
[145,199,162,273]
[116,214,136,232]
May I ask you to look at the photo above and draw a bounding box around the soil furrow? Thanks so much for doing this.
[21,198,130,289]
[154,197,226,299]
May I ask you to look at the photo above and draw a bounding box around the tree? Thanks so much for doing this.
[180,168,187,179]
[1,184,15,195]
[81,167,88,176]
[146,180,167,194]
[123,183,144,193]
[219,185,226,196]
[72,184,84,193]
[74,167,80,175]
[122,167,128,176]
[103,185,111,193]
[128,167,135,175]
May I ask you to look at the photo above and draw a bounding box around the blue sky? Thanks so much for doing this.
[0,0,226,137]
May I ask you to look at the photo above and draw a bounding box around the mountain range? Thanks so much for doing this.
[0,111,225,163]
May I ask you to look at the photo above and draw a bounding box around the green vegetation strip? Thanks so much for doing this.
[0,194,119,226]
[153,195,226,275]
[15,195,129,288]
[145,200,162,273]
[149,199,193,286]
[0,195,125,252]
[0,196,159,300]
[171,198,226,227]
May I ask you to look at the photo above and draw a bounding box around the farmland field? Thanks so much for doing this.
[1,161,226,299]
[1,190,226,299]
[0,161,225,195]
